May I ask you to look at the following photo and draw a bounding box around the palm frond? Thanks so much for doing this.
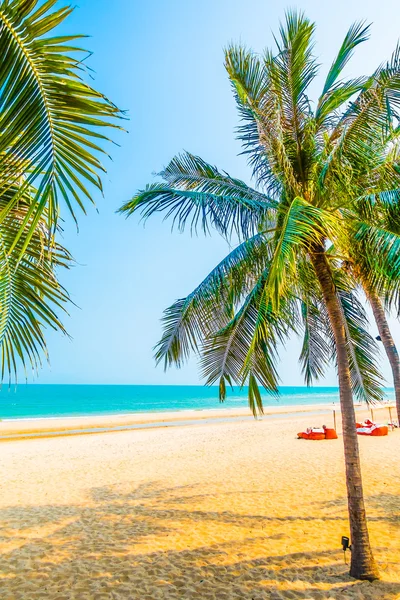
[323,43,400,186]
[161,152,275,206]
[0,0,123,249]
[315,77,367,129]
[224,44,268,111]
[319,21,370,98]
[200,263,299,417]
[299,297,332,385]
[0,186,71,382]
[225,44,297,194]
[274,10,318,109]
[154,232,272,368]
[335,277,384,404]
[355,189,400,236]
[267,11,318,186]
[247,372,264,416]
[120,155,276,238]
[265,197,340,309]
[353,221,400,309]
[200,271,282,403]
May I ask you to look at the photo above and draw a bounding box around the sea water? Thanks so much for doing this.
[0,385,394,420]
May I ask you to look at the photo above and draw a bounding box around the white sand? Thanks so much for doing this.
[0,411,399,599]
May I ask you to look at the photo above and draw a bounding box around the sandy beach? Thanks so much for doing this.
[0,411,399,599]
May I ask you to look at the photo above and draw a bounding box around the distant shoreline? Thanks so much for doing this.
[0,402,395,441]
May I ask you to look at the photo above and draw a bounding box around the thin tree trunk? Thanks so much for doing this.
[363,282,400,424]
[311,249,379,581]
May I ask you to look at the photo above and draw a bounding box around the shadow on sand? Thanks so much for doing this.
[0,482,399,599]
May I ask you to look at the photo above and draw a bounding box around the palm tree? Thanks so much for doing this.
[0,0,123,376]
[345,270,400,426]
[121,14,400,580]
[365,291,400,424]
[343,210,400,424]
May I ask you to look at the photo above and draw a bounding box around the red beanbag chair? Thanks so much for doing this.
[369,426,388,436]
[297,428,326,440]
[324,427,338,440]
[297,426,338,440]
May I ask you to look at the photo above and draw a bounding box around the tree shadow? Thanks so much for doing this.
[0,482,399,599]
[313,492,400,529]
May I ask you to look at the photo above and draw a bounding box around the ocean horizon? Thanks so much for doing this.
[0,384,395,421]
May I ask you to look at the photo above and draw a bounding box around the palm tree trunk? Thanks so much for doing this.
[311,249,379,581]
[363,282,400,424]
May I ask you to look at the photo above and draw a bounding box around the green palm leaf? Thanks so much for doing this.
[120,154,276,238]
[323,44,400,187]
[0,0,123,251]
[320,22,370,96]
[273,10,318,113]
[155,232,272,369]
[225,43,302,194]
[354,221,400,308]
[0,185,70,381]
[315,22,370,127]
[315,77,367,130]
[200,271,282,408]
[299,298,332,385]
[337,285,384,404]
[265,196,340,309]
[161,152,274,206]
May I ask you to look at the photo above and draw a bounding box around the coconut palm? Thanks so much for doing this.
[367,289,400,423]
[0,0,122,375]
[121,14,400,579]
[342,212,400,424]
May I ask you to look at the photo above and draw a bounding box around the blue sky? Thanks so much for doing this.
[37,0,400,385]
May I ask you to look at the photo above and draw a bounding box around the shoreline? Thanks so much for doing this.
[1,402,335,421]
[0,401,395,441]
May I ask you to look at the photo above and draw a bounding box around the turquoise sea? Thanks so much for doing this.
[0,385,395,421]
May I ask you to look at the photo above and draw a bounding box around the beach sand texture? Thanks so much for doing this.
[0,414,399,599]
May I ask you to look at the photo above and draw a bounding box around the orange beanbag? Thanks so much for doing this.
[297,428,326,440]
[297,426,338,440]
[369,426,388,436]
[301,431,325,440]
[324,427,338,440]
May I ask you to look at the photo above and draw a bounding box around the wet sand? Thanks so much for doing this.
[0,411,398,599]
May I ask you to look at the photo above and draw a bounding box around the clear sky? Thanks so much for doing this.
[36,0,400,386]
